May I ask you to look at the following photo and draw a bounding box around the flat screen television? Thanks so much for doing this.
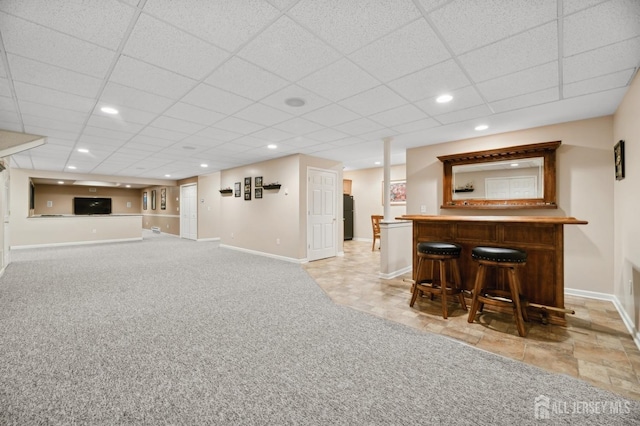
[73,197,112,215]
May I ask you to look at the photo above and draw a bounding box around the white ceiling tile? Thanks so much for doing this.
[417,0,451,12]
[143,0,280,51]
[563,37,640,83]
[289,0,420,54]
[458,22,558,83]
[204,142,252,154]
[0,110,19,126]
[138,126,190,142]
[77,134,127,147]
[92,103,158,126]
[181,83,252,115]
[357,127,398,141]
[10,154,31,169]
[0,13,115,78]
[350,19,450,82]
[388,60,470,102]
[237,16,340,81]
[195,126,242,143]
[391,117,440,133]
[302,104,360,127]
[272,117,324,135]
[281,136,326,149]
[0,78,12,97]
[333,118,385,136]
[149,116,206,135]
[213,116,264,134]
[128,134,176,147]
[7,54,102,98]
[232,136,271,148]
[564,0,640,56]
[488,87,559,113]
[0,121,22,132]
[85,114,143,135]
[123,13,228,80]
[430,0,557,54]
[416,86,485,116]
[266,0,297,10]
[326,136,367,147]
[433,104,493,125]
[563,0,608,15]
[204,57,289,101]
[13,81,95,113]
[110,56,197,99]
[177,135,223,149]
[164,102,225,126]
[100,82,175,114]
[476,62,558,102]
[297,59,379,102]
[84,125,137,141]
[306,128,349,143]
[259,84,331,114]
[564,69,635,98]
[0,0,135,50]
[250,127,294,143]
[23,124,78,142]
[0,95,16,112]
[233,103,293,126]
[18,100,87,125]
[369,104,428,127]
[22,114,84,134]
[340,85,406,116]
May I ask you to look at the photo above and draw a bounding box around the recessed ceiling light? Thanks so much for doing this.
[77,148,89,153]
[474,124,489,131]
[100,106,119,115]
[58,181,64,184]
[68,166,76,170]
[165,174,171,177]
[511,163,519,167]
[374,161,381,165]
[436,94,453,103]
[125,185,131,188]
[200,164,208,168]
[284,97,305,107]
[267,144,277,149]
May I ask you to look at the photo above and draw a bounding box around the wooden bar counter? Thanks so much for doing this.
[398,215,588,325]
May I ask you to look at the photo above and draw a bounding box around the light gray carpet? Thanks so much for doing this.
[1,232,638,425]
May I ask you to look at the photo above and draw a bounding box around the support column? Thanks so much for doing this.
[382,137,392,222]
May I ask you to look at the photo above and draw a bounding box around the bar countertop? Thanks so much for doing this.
[398,215,588,225]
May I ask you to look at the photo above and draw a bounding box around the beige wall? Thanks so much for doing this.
[343,165,406,241]
[406,116,614,295]
[219,154,342,261]
[34,184,142,215]
[140,184,180,235]
[9,168,172,247]
[613,71,640,332]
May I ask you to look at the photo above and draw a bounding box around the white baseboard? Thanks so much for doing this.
[11,237,143,250]
[197,237,221,246]
[566,287,640,351]
[220,244,305,264]
[379,265,412,280]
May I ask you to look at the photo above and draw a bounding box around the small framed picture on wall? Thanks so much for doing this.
[255,187,263,199]
[143,192,148,210]
[615,140,625,181]
[234,182,241,197]
[244,177,251,200]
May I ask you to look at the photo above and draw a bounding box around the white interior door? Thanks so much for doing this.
[180,184,198,240]
[307,168,337,261]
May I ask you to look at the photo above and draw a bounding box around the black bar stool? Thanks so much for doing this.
[410,242,467,319]
[467,246,529,337]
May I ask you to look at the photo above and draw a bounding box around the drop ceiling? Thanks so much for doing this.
[1,0,639,181]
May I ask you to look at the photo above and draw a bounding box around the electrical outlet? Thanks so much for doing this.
[420,205,426,213]
[231,232,234,239]
[47,201,53,208]
[276,238,280,245]
[91,229,96,233]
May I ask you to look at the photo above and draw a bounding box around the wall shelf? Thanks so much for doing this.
[219,189,233,194]
[263,184,281,190]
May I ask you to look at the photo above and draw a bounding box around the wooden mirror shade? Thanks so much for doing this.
[438,141,561,209]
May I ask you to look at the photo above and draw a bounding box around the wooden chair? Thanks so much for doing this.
[371,215,383,251]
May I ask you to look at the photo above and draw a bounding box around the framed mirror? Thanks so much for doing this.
[438,141,560,209]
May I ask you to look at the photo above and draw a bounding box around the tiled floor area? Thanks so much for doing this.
[303,240,640,401]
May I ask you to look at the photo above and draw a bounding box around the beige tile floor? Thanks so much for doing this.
[303,240,640,401]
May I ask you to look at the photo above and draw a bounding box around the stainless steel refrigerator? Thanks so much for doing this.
[343,194,354,240]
